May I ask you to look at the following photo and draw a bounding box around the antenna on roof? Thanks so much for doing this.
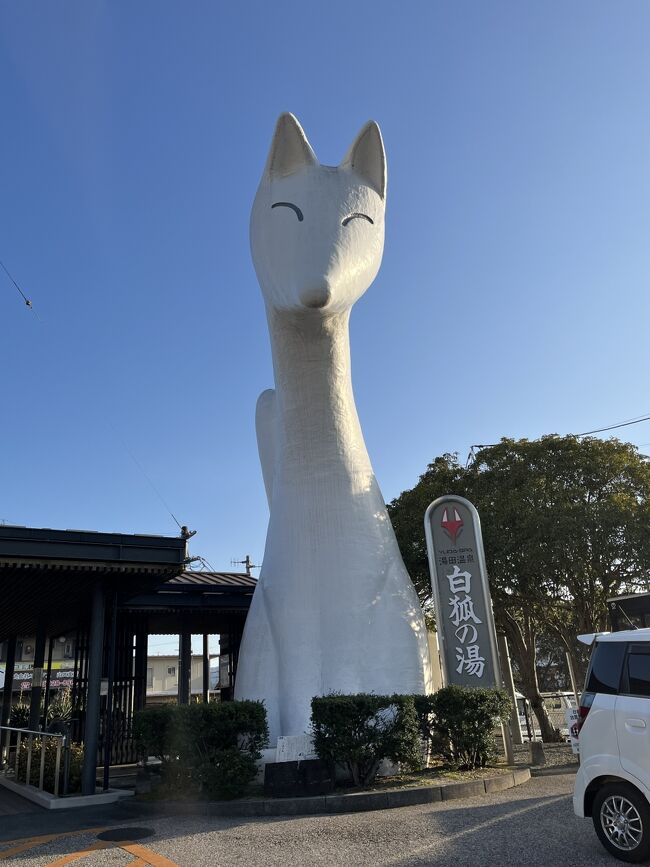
[231,554,259,577]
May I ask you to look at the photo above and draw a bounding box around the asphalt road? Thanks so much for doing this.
[0,773,622,866]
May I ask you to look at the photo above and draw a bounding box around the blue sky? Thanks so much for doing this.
[2,2,649,654]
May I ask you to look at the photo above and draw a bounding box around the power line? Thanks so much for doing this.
[107,420,184,532]
[1,257,188,537]
[0,257,35,313]
[466,411,650,466]
[575,415,650,437]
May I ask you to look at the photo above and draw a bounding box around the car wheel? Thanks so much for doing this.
[593,783,650,863]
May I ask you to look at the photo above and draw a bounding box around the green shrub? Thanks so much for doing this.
[9,700,30,729]
[194,749,258,800]
[173,701,268,799]
[311,693,421,788]
[133,701,268,800]
[412,693,437,759]
[46,688,73,726]
[15,737,83,794]
[133,704,175,762]
[427,685,511,769]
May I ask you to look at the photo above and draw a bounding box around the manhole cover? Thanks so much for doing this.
[97,827,155,842]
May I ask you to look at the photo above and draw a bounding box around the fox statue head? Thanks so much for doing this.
[250,113,387,316]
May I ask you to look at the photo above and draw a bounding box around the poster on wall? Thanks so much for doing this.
[0,662,75,691]
[424,495,500,689]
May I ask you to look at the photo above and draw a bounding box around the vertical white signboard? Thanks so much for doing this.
[424,495,500,689]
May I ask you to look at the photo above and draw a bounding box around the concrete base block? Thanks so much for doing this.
[529,742,547,765]
[264,759,333,798]
[513,768,532,785]
[484,772,515,793]
[441,780,486,801]
[0,776,133,810]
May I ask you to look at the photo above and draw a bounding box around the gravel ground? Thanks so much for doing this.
[0,772,616,867]
[513,742,579,767]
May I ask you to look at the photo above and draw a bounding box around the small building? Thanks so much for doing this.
[608,591,650,630]
[145,653,218,703]
[0,524,255,798]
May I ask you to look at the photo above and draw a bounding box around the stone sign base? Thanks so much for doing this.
[264,759,334,799]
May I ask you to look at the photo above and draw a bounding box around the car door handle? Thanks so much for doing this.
[625,719,647,729]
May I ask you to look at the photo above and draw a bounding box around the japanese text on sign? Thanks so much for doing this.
[447,565,486,679]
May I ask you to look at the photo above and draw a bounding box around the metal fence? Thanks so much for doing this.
[0,725,69,796]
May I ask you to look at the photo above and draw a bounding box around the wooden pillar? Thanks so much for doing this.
[134,622,148,712]
[202,634,209,703]
[42,637,55,726]
[102,592,118,791]
[178,631,191,705]
[29,624,48,731]
[1,635,17,766]
[81,582,106,795]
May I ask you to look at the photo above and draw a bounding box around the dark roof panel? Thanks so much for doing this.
[167,571,257,589]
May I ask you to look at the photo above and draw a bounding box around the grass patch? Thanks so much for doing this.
[337,764,510,794]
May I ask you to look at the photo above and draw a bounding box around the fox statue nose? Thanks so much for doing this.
[299,283,332,309]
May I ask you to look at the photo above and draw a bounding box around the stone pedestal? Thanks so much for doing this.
[263,759,334,798]
[529,741,547,765]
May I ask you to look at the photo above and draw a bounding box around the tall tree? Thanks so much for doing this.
[388,436,650,742]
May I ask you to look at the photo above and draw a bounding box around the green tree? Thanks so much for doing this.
[388,436,650,742]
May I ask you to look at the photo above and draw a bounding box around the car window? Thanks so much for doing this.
[625,651,650,698]
[585,641,627,694]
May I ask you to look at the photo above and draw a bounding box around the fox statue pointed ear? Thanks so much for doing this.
[341,120,386,199]
[264,113,318,179]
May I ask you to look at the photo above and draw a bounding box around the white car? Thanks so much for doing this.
[573,628,650,862]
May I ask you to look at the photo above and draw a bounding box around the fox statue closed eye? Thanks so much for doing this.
[234,114,433,742]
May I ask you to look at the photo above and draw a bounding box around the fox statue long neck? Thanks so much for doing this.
[267,306,373,484]
[234,113,432,744]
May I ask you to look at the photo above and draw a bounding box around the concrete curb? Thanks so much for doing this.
[0,776,133,811]
[125,768,531,818]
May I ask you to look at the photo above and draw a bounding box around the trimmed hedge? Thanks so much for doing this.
[415,686,511,769]
[311,688,511,786]
[134,700,268,800]
[132,704,175,763]
[311,694,421,788]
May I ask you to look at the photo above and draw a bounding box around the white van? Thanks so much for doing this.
[573,629,650,862]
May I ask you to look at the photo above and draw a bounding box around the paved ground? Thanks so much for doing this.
[0,773,617,866]
[0,788,40,817]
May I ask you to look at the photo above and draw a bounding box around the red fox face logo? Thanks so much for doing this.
[441,507,464,544]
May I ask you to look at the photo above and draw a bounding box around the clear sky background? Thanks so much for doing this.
[1,3,649,655]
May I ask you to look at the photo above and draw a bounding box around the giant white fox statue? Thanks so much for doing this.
[234,114,433,742]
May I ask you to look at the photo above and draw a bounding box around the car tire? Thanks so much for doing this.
[592,782,650,863]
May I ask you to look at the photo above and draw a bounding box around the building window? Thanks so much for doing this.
[146,668,154,689]
[167,666,176,677]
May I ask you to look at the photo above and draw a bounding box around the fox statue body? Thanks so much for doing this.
[234,114,432,742]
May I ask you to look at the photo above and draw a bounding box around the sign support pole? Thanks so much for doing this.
[498,632,523,746]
